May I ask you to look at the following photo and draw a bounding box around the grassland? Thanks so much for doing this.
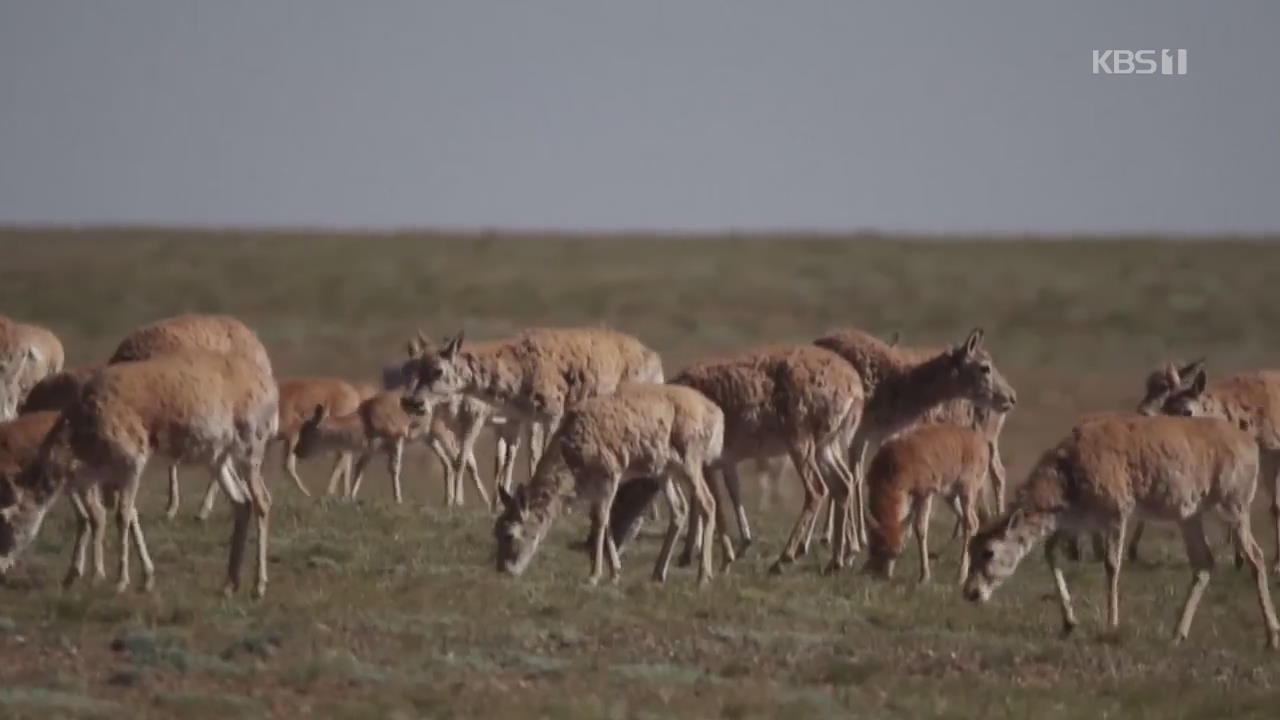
[1,227,1279,718]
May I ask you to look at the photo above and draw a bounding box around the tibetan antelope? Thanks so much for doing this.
[107,313,277,519]
[667,345,864,574]
[295,390,429,504]
[384,340,512,508]
[964,414,1279,649]
[400,328,664,503]
[862,423,987,584]
[0,316,64,420]
[1129,362,1280,569]
[1,350,278,598]
[495,383,722,585]
[813,327,1016,556]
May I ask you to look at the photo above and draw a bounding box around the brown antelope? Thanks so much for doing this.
[107,314,277,519]
[812,328,1016,557]
[1,350,277,598]
[0,411,66,578]
[964,414,1279,649]
[862,423,987,584]
[668,345,864,574]
[400,328,664,501]
[1129,362,1280,569]
[495,383,722,586]
[295,390,430,504]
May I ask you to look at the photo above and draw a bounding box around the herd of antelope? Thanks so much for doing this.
[2,311,1279,649]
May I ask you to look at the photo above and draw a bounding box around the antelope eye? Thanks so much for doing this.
[981,549,995,561]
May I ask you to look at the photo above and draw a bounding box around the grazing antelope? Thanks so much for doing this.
[862,423,987,584]
[108,314,277,519]
[495,383,722,585]
[400,328,664,502]
[1,350,278,598]
[1128,362,1280,568]
[964,414,1280,649]
[813,328,1016,555]
[295,390,429,504]
[667,345,864,573]
[0,411,66,578]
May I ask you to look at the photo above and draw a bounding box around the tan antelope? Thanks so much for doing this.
[1,315,64,420]
[1129,361,1280,568]
[667,345,864,574]
[862,423,987,584]
[812,328,1016,556]
[1,318,65,414]
[107,313,277,519]
[495,383,723,585]
[0,411,67,578]
[0,347,36,421]
[0,350,278,598]
[383,341,512,508]
[295,390,431,504]
[400,328,664,502]
[964,414,1279,649]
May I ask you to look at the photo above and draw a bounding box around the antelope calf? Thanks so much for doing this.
[812,328,1015,555]
[964,414,1279,649]
[296,390,429,504]
[669,345,864,573]
[1130,362,1280,569]
[495,383,723,586]
[401,327,664,500]
[0,350,278,598]
[863,423,987,584]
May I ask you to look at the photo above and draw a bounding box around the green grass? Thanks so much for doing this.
[2,228,1280,718]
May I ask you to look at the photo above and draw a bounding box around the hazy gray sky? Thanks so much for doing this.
[1,1,1276,233]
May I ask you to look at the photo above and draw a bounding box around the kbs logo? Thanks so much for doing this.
[1092,49,1187,75]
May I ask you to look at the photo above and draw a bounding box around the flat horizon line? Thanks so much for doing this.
[0,222,1277,244]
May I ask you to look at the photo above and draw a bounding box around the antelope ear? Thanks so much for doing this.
[442,331,465,358]
[1179,357,1205,380]
[962,327,985,356]
[1189,369,1207,396]
[406,338,422,358]
[887,330,901,348]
